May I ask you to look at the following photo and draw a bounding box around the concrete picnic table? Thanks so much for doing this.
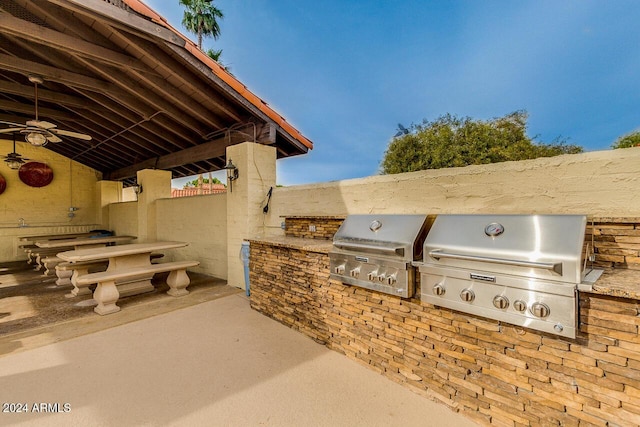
[35,235,136,250]
[37,235,136,279]
[57,241,192,315]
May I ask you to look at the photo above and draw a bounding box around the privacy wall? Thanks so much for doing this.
[266,148,640,225]
[155,194,228,279]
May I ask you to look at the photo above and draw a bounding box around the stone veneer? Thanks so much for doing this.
[249,217,640,426]
[283,216,345,240]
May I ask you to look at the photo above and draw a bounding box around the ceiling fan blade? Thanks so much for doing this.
[46,134,62,143]
[0,120,25,127]
[50,129,92,141]
[0,128,26,134]
[26,120,57,129]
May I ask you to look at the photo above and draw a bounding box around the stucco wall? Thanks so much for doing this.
[155,193,227,279]
[108,202,138,237]
[265,149,640,229]
[0,138,101,261]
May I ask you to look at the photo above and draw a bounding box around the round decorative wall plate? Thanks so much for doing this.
[0,172,6,194]
[18,162,54,188]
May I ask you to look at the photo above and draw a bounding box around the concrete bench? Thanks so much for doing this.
[56,253,164,295]
[19,245,39,264]
[75,260,199,315]
[41,256,64,276]
[32,247,74,270]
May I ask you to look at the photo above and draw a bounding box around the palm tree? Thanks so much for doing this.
[179,0,224,49]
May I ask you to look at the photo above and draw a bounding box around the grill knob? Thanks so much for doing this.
[432,284,446,296]
[460,289,475,302]
[367,271,378,281]
[350,267,361,278]
[377,273,386,283]
[386,274,397,286]
[493,295,509,309]
[531,302,551,318]
[513,300,527,312]
[334,264,345,275]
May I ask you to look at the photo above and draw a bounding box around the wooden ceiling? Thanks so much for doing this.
[0,0,312,185]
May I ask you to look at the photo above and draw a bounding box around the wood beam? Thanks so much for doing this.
[0,80,90,109]
[0,13,149,72]
[0,99,76,121]
[44,0,185,47]
[105,27,243,123]
[104,124,274,180]
[166,44,310,154]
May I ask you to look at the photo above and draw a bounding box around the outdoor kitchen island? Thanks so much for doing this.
[249,216,640,427]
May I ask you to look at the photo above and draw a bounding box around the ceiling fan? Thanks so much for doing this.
[0,76,92,146]
[2,133,30,170]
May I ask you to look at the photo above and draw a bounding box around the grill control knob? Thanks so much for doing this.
[531,302,551,318]
[377,273,386,283]
[460,289,475,302]
[349,267,361,278]
[334,264,345,275]
[513,300,527,312]
[432,284,446,296]
[386,274,397,286]
[367,271,378,281]
[493,295,509,309]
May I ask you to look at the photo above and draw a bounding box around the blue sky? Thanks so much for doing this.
[144,1,640,187]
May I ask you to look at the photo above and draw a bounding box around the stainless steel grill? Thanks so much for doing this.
[329,214,430,298]
[414,214,602,338]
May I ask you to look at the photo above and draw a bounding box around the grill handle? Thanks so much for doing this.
[428,250,563,275]
[334,242,404,257]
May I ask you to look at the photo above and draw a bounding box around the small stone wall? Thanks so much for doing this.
[250,227,640,426]
[590,218,640,270]
[283,216,344,240]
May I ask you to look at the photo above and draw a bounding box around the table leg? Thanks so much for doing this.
[166,270,191,297]
[93,280,120,315]
[55,267,73,287]
[68,268,92,297]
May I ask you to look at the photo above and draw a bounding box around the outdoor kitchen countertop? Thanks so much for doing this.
[248,236,333,254]
[248,237,640,301]
[585,269,640,300]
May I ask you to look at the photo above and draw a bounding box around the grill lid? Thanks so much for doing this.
[332,214,429,261]
[420,214,587,284]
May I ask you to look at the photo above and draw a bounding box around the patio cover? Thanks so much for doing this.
[0,0,313,185]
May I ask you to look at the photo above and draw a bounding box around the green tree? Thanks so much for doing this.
[184,177,222,188]
[206,48,232,74]
[179,0,224,49]
[612,131,640,149]
[381,111,583,174]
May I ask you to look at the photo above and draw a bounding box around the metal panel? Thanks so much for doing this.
[421,214,587,284]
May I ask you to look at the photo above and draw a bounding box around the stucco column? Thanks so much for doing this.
[96,180,122,228]
[136,169,171,243]
[226,142,276,289]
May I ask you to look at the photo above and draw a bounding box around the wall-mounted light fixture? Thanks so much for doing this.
[224,159,239,192]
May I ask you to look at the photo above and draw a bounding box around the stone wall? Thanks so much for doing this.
[249,241,640,426]
[590,218,640,270]
[284,216,345,240]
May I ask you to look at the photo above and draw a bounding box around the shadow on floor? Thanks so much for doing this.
[0,260,239,356]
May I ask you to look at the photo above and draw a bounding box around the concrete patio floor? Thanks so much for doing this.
[0,293,478,426]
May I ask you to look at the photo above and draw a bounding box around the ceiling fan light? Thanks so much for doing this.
[25,131,47,146]
[6,159,22,170]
